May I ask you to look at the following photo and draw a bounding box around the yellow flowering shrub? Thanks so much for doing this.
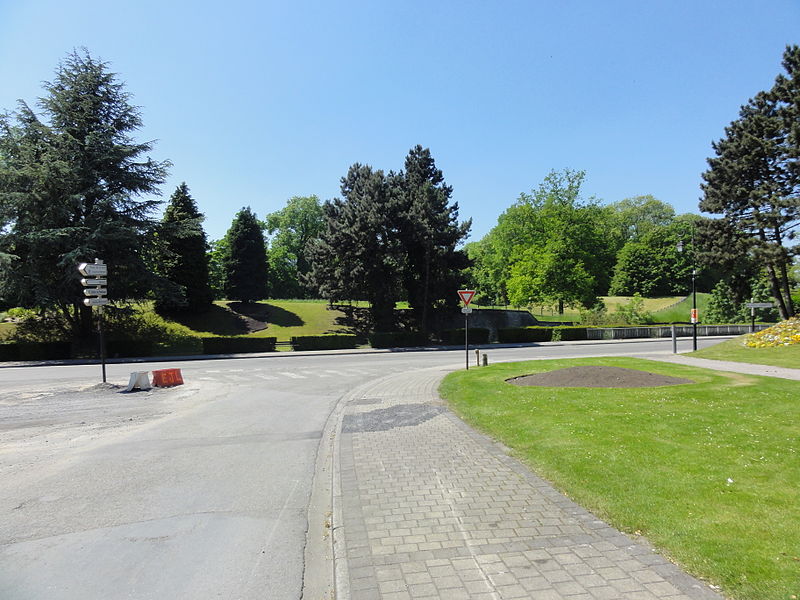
[745,317,800,348]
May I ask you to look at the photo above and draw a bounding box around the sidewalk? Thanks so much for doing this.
[329,367,725,600]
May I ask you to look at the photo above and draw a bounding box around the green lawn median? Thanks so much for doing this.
[439,357,800,600]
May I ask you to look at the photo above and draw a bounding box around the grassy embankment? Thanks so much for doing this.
[440,357,800,600]
[691,319,800,369]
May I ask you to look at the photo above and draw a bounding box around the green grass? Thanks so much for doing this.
[440,357,800,600]
[0,322,15,340]
[166,300,354,342]
[511,296,686,322]
[652,293,712,323]
[692,335,800,369]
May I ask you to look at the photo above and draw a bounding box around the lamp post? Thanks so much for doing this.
[677,238,698,351]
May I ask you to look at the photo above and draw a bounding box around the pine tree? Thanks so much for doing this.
[701,45,800,319]
[398,146,471,330]
[0,50,170,336]
[155,183,212,312]
[223,207,268,303]
[305,164,401,330]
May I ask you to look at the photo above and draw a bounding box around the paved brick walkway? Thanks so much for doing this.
[332,367,724,600]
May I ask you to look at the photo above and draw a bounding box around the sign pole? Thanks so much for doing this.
[457,290,476,371]
[98,305,107,383]
[78,258,109,383]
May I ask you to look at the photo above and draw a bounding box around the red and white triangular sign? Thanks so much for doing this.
[458,289,476,306]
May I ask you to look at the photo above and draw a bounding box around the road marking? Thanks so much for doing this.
[278,372,306,379]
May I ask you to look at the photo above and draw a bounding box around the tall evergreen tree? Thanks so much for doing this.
[223,207,268,303]
[154,183,212,312]
[305,164,401,330]
[701,45,800,319]
[398,146,471,330]
[0,50,170,336]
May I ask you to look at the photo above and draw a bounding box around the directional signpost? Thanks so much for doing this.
[746,300,774,332]
[458,290,476,370]
[78,259,109,382]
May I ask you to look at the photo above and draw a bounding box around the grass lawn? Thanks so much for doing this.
[653,293,712,323]
[512,296,686,322]
[692,335,800,369]
[440,357,800,600]
[0,322,15,340]
[166,300,355,342]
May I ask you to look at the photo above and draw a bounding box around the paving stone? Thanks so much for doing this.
[334,369,725,600]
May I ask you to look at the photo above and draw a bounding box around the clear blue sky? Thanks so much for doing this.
[1,1,798,243]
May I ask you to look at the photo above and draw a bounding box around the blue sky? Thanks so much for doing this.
[1,1,798,243]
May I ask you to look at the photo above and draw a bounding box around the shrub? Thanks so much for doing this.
[202,336,277,354]
[0,344,21,361]
[369,331,430,348]
[497,327,553,343]
[439,328,491,345]
[17,341,72,360]
[552,326,588,341]
[106,339,156,358]
[290,335,359,351]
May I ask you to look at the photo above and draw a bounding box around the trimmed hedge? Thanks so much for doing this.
[369,331,430,349]
[202,336,277,354]
[291,335,359,351]
[440,328,491,345]
[0,341,72,361]
[107,339,155,358]
[552,326,588,341]
[497,327,553,343]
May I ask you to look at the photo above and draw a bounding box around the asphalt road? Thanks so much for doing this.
[0,337,727,600]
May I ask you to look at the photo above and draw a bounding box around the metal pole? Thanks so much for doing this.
[98,306,107,383]
[465,313,469,370]
[671,324,677,354]
[692,269,697,352]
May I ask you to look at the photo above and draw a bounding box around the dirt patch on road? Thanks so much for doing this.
[507,365,694,388]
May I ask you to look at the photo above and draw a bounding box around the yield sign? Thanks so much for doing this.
[458,289,476,306]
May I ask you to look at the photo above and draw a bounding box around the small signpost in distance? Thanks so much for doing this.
[458,290,476,370]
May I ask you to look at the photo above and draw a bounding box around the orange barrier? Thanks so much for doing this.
[152,368,184,387]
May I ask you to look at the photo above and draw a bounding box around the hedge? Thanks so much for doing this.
[290,335,359,351]
[369,331,430,348]
[0,341,72,361]
[497,327,553,343]
[202,336,277,354]
[440,328,491,345]
[551,326,588,341]
[106,339,155,358]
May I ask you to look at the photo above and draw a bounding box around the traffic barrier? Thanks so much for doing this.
[152,368,184,387]
[126,371,151,392]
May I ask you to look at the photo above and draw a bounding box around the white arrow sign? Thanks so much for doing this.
[83,298,109,307]
[83,288,108,297]
[78,262,108,277]
[80,278,107,287]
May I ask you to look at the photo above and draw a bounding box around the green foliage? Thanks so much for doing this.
[154,183,212,312]
[0,50,170,338]
[483,170,617,312]
[201,336,277,354]
[497,327,553,343]
[368,331,430,348]
[700,45,800,319]
[704,280,743,324]
[608,195,675,242]
[223,207,269,302]
[265,195,325,299]
[551,326,588,341]
[612,293,654,325]
[207,238,229,300]
[290,334,359,351]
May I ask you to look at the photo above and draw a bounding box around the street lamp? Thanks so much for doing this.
[677,238,698,351]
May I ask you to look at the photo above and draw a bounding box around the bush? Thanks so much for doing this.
[106,339,156,358]
[202,336,277,354]
[497,327,553,343]
[0,343,21,361]
[369,331,430,348]
[552,326,588,341]
[290,335,359,351]
[439,328,491,345]
[17,341,72,360]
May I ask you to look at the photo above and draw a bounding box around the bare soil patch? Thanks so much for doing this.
[507,365,694,388]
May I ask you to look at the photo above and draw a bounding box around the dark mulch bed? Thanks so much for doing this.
[507,365,694,388]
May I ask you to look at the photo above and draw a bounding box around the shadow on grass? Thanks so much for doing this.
[170,304,251,335]
[238,303,304,328]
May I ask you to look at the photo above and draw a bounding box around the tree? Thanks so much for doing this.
[489,170,617,312]
[700,45,800,319]
[223,207,268,303]
[397,146,471,329]
[154,183,212,312]
[264,195,324,298]
[305,164,402,331]
[609,195,675,243]
[0,50,170,337]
